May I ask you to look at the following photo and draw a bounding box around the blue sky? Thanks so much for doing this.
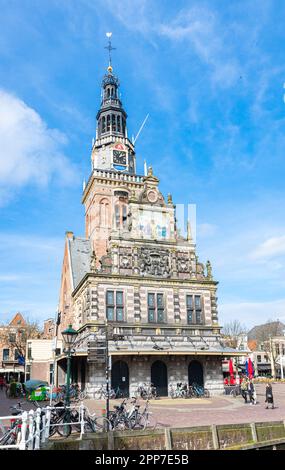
[1,0,285,328]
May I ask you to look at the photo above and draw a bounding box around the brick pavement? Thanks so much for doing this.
[1,383,284,428]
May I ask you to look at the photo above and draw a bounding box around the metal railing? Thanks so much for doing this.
[0,403,86,451]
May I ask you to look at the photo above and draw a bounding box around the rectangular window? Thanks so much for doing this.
[27,345,32,360]
[106,290,124,322]
[148,293,165,323]
[186,295,204,324]
[3,349,9,361]
[26,365,31,381]
[9,333,16,343]
[257,355,262,363]
[186,295,194,324]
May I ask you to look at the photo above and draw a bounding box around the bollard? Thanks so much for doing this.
[27,409,35,450]
[80,403,85,439]
[45,406,51,439]
[41,412,46,444]
[35,408,41,450]
[19,411,28,451]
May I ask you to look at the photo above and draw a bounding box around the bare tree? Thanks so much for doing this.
[221,320,248,348]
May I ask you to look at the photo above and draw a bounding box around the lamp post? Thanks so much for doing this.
[62,324,78,407]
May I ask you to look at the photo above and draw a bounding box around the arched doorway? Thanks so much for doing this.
[188,360,204,387]
[111,360,129,397]
[151,360,168,396]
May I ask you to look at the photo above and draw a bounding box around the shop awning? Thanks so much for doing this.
[257,364,272,371]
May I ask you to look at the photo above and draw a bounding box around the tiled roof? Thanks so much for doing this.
[68,237,91,288]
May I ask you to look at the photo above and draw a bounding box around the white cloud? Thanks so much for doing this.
[251,236,285,260]
[158,7,240,88]
[219,299,285,328]
[0,89,76,204]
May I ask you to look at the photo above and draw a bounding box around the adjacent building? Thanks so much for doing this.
[0,313,27,382]
[25,338,63,384]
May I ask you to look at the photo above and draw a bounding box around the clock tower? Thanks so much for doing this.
[91,59,136,174]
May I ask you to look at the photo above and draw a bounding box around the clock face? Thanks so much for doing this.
[113,150,127,165]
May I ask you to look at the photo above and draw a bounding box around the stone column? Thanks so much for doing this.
[211,291,219,325]
[134,287,141,322]
[173,289,181,323]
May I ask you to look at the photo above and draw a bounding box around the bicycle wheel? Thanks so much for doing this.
[93,417,111,432]
[113,416,128,431]
[203,389,210,398]
[131,413,147,430]
[55,412,72,437]
[56,422,72,438]
[70,409,82,432]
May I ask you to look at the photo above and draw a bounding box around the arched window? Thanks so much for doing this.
[102,116,106,133]
[114,203,128,229]
[117,115,121,133]
[107,88,110,98]
[99,199,110,227]
[107,115,111,132]
[112,114,116,132]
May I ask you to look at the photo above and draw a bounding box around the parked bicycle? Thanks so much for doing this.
[136,382,157,400]
[169,383,188,399]
[191,383,210,398]
[0,403,25,446]
[137,399,157,430]
[93,385,116,400]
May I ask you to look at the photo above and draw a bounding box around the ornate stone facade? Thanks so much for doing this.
[56,54,240,398]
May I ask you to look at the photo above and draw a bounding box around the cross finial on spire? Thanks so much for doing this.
[105,32,116,73]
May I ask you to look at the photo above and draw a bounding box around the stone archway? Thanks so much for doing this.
[151,360,168,396]
[111,360,129,397]
[188,360,204,387]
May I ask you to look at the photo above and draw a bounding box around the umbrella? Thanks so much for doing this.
[248,358,254,379]
[229,359,234,377]
[24,379,49,392]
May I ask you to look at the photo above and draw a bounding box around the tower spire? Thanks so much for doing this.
[105,32,116,73]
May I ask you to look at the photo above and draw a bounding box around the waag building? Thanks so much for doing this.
[56,50,241,397]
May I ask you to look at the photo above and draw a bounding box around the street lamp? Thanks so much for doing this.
[62,324,78,407]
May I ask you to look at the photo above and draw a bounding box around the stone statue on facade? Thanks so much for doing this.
[206,260,213,280]
[90,251,97,272]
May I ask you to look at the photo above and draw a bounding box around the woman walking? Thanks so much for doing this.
[241,378,248,403]
[265,382,274,409]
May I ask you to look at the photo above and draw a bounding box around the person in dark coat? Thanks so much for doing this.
[248,380,255,405]
[265,382,274,409]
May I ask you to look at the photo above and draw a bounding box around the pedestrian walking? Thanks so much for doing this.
[248,380,256,405]
[265,382,274,409]
[241,378,248,403]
